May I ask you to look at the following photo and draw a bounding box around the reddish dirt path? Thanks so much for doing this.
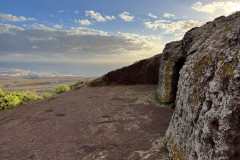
[0,85,173,160]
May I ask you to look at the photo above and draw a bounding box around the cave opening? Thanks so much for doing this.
[170,57,186,104]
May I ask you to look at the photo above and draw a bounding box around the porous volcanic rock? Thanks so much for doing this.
[157,40,184,103]
[88,54,161,86]
[163,12,240,159]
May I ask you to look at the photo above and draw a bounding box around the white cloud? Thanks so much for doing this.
[148,13,157,19]
[68,27,108,36]
[0,13,36,22]
[0,23,24,33]
[0,24,163,64]
[105,15,116,20]
[75,19,92,26]
[119,12,134,22]
[26,23,55,31]
[58,10,65,13]
[85,10,106,22]
[144,20,204,33]
[49,14,54,18]
[53,25,62,29]
[192,1,240,16]
[85,10,115,22]
[164,13,175,18]
[74,11,79,14]
[174,32,185,40]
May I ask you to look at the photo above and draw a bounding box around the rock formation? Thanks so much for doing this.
[88,54,161,86]
[159,12,240,159]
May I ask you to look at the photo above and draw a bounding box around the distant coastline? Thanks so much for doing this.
[0,61,125,77]
[0,68,85,78]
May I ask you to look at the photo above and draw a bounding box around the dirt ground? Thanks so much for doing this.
[0,85,173,160]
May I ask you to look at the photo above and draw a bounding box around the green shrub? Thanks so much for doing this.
[0,89,41,110]
[69,80,84,89]
[42,93,52,99]
[222,25,233,33]
[133,60,140,64]
[161,140,169,155]
[21,91,40,101]
[53,84,70,94]
[154,92,170,105]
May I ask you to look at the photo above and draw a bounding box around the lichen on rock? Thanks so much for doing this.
[158,12,240,159]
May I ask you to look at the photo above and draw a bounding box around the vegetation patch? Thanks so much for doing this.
[222,25,233,33]
[53,84,70,94]
[45,109,54,112]
[161,140,169,155]
[128,99,137,103]
[69,80,84,89]
[154,92,172,105]
[0,89,41,111]
[88,96,98,98]
[42,93,52,99]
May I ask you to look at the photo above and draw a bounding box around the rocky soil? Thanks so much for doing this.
[0,85,173,160]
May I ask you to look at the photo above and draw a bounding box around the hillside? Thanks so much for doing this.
[89,54,161,86]
[0,85,173,159]
[1,11,240,160]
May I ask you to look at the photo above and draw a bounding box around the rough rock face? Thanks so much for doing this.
[157,40,184,103]
[162,12,240,159]
[157,15,228,103]
[88,54,161,86]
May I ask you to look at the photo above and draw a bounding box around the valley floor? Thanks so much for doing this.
[0,85,173,160]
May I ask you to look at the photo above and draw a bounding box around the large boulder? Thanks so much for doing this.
[157,14,226,103]
[162,12,240,159]
[88,54,161,86]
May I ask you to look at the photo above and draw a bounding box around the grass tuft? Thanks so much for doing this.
[154,92,171,105]
[69,80,84,89]
[45,109,54,112]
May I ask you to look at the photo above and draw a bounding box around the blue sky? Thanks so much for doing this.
[0,0,239,74]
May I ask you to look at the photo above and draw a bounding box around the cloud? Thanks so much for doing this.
[58,10,65,13]
[74,11,79,14]
[0,23,163,63]
[164,13,175,18]
[148,13,157,19]
[119,12,134,22]
[0,23,24,33]
[75,19,92,26]
[85,10,115,22]
[144,20,204,33]
[53,25,62,29]
[192,1,240,16]
[105,15,116,20]
[0,13,36,22]
[23,23,55,31]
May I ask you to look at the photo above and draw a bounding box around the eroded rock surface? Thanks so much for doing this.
[162,12,240,159]
[88,54,161,86]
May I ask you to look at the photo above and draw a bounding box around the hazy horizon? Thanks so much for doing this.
[0,0,239,75]
[0,61,129,76]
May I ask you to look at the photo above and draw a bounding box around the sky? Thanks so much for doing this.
[0,0,240,75]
